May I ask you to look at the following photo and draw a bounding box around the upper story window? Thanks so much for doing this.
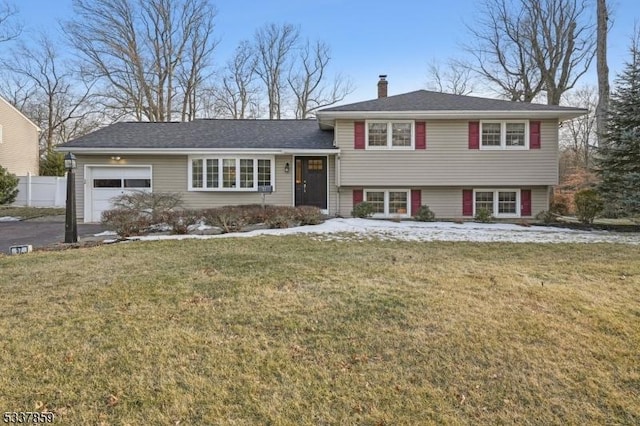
[189,156,274,191]
[481,121,528,149]
[366,120,414,149]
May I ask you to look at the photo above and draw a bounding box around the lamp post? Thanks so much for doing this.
[64,152,78,243]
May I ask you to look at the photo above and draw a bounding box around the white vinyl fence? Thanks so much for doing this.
[12,173,67,207]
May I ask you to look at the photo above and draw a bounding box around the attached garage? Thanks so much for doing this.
[84,165,152,222]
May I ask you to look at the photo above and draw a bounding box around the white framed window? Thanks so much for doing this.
[364,189,411,217]
[188,156,275,191]
[480,121,529,150]
[473,189,521,218]
[366,120,414,149]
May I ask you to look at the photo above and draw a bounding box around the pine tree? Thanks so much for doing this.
[597,34,640,217]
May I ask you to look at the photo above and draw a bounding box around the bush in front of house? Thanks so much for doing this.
[535,210,558,224]
[296,205,324,225]
[413,205,436,222]
[101,209,151,237]
[111,191,183,223]
[0,165,19,205]
[474,207,493,223]
[202,206,247,233]
[574,189,604,225]
[160,209,201,234]
[351,202,374,218]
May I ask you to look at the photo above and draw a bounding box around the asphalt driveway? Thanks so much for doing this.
[0,217,107,254]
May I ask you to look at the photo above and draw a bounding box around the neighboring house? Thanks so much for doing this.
[58,77,585,223]
[0,95,40,176]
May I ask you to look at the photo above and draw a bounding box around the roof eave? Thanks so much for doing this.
[55,147,340,155]
[316,109,587,122]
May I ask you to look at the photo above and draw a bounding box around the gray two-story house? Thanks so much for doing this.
[59,77,585,223]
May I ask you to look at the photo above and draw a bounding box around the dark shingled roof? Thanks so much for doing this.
[319,90,586,113]
[60,119,335,150]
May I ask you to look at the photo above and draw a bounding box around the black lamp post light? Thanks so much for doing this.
[64,152,78,244]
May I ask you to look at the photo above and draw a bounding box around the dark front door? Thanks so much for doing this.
[295,157,327,209]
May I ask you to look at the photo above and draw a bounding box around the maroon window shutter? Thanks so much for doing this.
[411,189,422,215]
[415,122,426,149]
[462,189,473,216]
[530,121,541,149]
[353,189,363,206]
[468,122,480,149]
[521,189,532,216]
[354,121,365,149]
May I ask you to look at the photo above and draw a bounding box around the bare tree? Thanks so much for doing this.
[595,0,610,146]
[210,41,261,119]
[0,1,21,43]
[253,23,299,119]
[465,0,595,105]
[426,59,476,95]
[2,34,103,153]
[560,85,597,168]
[465,0,544,101]
[287,40,353,118]
[66,0,217,122]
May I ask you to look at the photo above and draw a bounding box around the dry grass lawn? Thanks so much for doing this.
[0,206,65,219]
[0,237,639,425]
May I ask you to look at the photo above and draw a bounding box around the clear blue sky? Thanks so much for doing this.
[5,0,640,104]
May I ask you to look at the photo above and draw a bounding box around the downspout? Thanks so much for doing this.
[335,151,341,216]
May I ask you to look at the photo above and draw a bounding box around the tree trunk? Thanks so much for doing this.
[596,0,610,147]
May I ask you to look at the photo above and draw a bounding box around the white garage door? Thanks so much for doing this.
[88,166,152,222]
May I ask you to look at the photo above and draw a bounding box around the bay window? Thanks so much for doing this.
[189,157,274,191]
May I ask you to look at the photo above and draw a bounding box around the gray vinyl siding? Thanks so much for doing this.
[76,154,337,221]
[338,186,549,219]
[335,119,559,186]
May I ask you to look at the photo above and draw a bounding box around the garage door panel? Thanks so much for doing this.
[88,166,152,222]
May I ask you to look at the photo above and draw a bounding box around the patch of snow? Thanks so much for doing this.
[127,218,640,245]
[0,216,21,222]
[93,230,118,237]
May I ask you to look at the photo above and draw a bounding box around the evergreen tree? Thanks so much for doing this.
[597,35,640,217]
[39,151,66,177]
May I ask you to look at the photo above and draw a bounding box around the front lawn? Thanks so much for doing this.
[0,206,65,220]
[0,238,638,424]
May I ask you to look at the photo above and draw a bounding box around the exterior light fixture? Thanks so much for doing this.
[64,152,78,243]
[284,162,290,173]
[111,156,121,161]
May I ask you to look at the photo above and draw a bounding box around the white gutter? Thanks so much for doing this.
[56,147,340,155]
[316,109,587,121]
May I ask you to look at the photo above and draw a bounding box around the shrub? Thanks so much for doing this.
[535,210,558,224]
[202,207,246,233]
[111,191,182,224]
[474,207,493,223]
[0,165,19,205]
[161,209,201,234]
[265,206,299,229]
[550,193,570,216]
[351,202,374,218]
[238,204,271,224]
[295,206,324,225]
[414,205,436,222]
[101,209,150,237]
[574,189,604,225]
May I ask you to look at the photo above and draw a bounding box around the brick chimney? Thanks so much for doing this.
[377,75,388,98]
